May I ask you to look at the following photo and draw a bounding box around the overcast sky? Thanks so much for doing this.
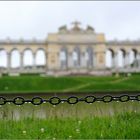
[0,1,140,41]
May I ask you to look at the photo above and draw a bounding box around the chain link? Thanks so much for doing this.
[0,94,139,105]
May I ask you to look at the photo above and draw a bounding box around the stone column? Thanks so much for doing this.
[114,52,119,73]
[125,52,130,68]
[103,51,106,69]
[81,52,86,69]
[137,52,140,68]
[68,52,73,69]
[20,52,24,71]
[113,52,118,69]
[65,53,68,70]
[56,52,60,70]
[33,52,36,70]
[97,51,106,69]
[136,52,139,61]
[94,52,97,69]
[45,52,48,70]
[7,52,11,72]
[78,52,81,69]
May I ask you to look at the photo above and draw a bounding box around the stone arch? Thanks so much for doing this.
[23,48,34,67]
[59,47,68,69]
[118,49,126,68]
[72,47,80,67]
[129,49,137,65]
[0,49,7,68]
[10,49,20,68]
[35,48,46,66]
[105,49,115,68]
[85,47,93,67]
[35,48,46,54]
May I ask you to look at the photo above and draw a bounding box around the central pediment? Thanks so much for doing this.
[57,34,97,43]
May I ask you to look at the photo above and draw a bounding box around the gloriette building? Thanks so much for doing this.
[0,21,139,76]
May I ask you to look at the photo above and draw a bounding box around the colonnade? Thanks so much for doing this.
[0,47,139,74]
[59,47,94,69]
[0,49,46,71]
[106,49,140,68]
[0,46,95,72]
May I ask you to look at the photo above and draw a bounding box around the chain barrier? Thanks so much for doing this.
[0,94,139,106]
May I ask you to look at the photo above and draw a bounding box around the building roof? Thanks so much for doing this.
[106,40,140,46]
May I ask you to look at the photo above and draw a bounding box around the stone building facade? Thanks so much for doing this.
[0,21,140,76]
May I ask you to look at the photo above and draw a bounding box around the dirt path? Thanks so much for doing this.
[62,77,130,92]
[110,77,129,83]
[62,83,92,92]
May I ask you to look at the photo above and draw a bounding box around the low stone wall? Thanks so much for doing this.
[46,70,112,76]
[1,68,140,77]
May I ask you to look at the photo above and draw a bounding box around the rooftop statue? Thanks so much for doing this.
[59,25,67,32]
[58,21,95,34]
[86,25,94,32]
[71,21,82,32]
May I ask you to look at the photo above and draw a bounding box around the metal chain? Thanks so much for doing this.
[0,94,139,106]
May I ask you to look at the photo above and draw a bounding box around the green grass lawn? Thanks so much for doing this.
[0,102,140,139]
[0,74,140,93]
[0,74,140,139]
[0,112,140,139]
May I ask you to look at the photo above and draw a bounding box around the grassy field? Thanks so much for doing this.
[0,101,140,139]
[0,74,140,93]
[0,74,140,139]
[0,112,140,139]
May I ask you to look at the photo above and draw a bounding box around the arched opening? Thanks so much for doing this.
[129,49,137,65]
[23,49,34,67]
[85,47,93,67]
[72,47,80,67]
[35,49,46,67]
[11,49,20,68]
[118,49,126,68]
[59,47,68,69]
[0,49,7,68]
[105,49,115,68]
